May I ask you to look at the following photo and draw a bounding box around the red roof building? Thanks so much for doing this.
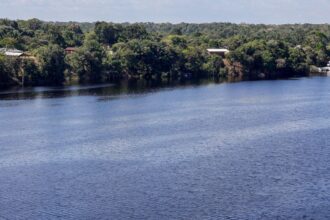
[65,47,77,54]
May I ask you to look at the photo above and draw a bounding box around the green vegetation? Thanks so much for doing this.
[1,18,330,88]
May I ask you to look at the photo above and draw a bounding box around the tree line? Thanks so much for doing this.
[0,18,330,88]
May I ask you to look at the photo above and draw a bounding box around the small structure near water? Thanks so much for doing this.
[318,61,330,74]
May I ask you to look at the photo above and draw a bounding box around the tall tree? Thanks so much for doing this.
[36,44,66,85]
[66,33,105,83]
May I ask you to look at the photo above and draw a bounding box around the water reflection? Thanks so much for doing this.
[0,77,239,100]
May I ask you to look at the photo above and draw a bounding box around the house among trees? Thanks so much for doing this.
[0,48,25,57]
[207,48,230,57]
[65,47,78,54]
[0,48,34,60]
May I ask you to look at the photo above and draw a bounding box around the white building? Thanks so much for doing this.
[0,48,24,57]
[207,48,230,57]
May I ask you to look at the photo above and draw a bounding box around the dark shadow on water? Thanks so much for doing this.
[0,77,238,101]
[0,75,325,101]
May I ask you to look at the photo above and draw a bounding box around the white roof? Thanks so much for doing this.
[1,48,24,57]
[207,49,229,53]
[5,51,24,56]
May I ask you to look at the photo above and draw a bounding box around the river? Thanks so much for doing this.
[0,77,329,219]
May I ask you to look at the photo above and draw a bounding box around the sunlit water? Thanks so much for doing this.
[0,77,329,219]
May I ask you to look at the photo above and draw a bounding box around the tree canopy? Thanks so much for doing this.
[0,19,330,88]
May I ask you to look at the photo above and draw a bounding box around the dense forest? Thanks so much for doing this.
[1,18,330,88]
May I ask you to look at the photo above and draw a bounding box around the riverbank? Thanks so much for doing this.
[2,19,329,90]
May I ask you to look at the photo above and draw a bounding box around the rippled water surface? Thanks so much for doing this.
[0,77,329,219]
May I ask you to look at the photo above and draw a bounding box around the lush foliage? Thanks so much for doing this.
[0,18,330,88]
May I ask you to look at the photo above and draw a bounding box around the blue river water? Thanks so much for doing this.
[0,77,329,219]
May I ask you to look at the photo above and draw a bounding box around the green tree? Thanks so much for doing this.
[288,47,309,75]
[0,37,20,48]
[63,24,84,47]
[94,22,121,45]
[22,59,41,85]
[25,18,43,31]
[203,55,224,77]
[36,44,66,85]
[121,24,149,41]
[183,46,207,78]
[0,55,14,87]
[42,24,66,47]
[66,34,105,83]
